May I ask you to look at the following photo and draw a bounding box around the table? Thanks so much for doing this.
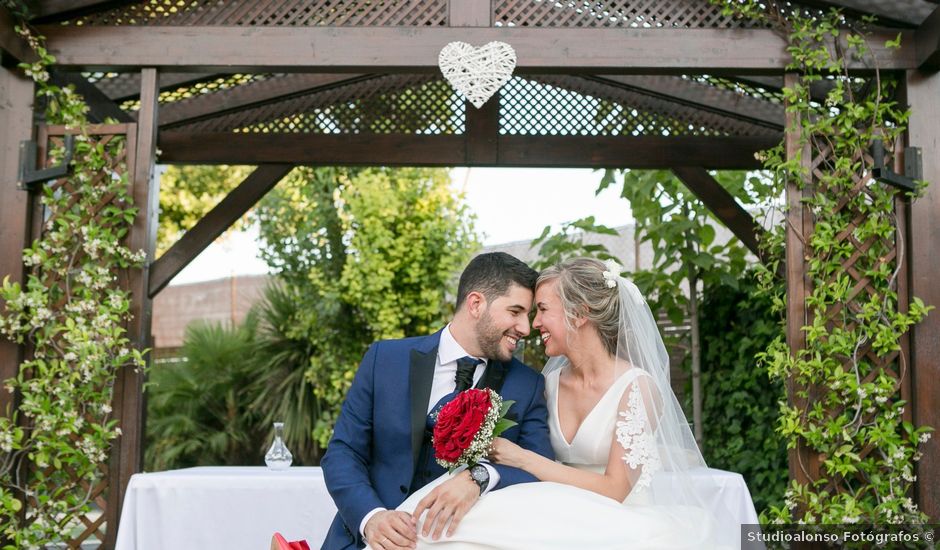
[652,467,762,548]
[115,466,760,550]
[114,466,337,550]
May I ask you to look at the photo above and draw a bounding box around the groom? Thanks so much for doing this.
[321,252,554,550]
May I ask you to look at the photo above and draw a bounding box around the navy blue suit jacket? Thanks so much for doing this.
[320,330,554,550]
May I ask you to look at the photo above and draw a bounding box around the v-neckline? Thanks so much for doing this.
[552,368,631,447]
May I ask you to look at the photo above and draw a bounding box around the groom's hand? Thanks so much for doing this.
[413,471,479,540]
[364,510,417,550]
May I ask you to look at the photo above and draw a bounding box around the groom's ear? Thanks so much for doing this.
[464,291,487,319]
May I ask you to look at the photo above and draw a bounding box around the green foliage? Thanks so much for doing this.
[247,283,323,463]
[531,216,620,270]
[698,272,787,516]
[156,165,254,256]
[146,281,326,468]
[146,315,264,470]
[716,0,934,524]
[0,27,147,546]
[254,166,479,448]
[612,169,756,323]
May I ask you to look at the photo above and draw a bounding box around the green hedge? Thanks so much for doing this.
[697,272,787,516]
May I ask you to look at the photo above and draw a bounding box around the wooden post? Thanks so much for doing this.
[104,68,159,549]
[0,66,34,418]
[783,73,817,489]
[905,69,940,521]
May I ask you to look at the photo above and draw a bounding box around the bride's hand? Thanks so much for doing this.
[488,437,527,469]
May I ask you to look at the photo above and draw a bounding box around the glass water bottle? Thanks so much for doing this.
[265,422,293,470]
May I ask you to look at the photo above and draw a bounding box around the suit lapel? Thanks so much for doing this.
[475,360,508,394]
[409,342,438,464]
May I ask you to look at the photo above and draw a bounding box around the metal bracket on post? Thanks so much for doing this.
[17,134,75,190]
[871,141,920,192]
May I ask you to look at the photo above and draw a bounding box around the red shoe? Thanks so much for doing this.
[270,532,310,550]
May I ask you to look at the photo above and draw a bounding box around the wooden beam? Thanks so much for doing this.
[496,135,775,169]
[39,25,917,74]
[465,97,498,165]
[593,75,784,128]
[148,164,293,297]
[105,68,157,550]
[159,73,366,128]
[159,132,468,165]
[734,75,834,104]
[158,131,776,169]
[1,6,37,65]
[0,67,34,418]
[671,167,765,259]
[49,70,133,123]
[906,68,940,521]
[916,4,940,70]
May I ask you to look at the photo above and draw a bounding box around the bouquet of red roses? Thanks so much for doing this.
[432,388,516,471]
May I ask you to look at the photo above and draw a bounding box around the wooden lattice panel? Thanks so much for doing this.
[500,75,778,137]
[493,0,762,28]
[796,137,911,493]
[119,74,270,111]
[24,127,136,549]
[176,75,466,134]
[72,0,447,26]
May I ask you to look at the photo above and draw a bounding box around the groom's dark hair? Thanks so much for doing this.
[456,252,538,310]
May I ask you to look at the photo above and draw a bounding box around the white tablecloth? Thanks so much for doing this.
[115,466,759,550]
[114,466,337,550]
[652,467,761,549]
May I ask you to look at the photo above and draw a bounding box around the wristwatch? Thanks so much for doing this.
[468,464,490,495]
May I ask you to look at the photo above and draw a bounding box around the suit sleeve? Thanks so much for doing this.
[491,373,555,489]
[321,343,383,547]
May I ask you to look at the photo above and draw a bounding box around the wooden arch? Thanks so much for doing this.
[2,0,939,546]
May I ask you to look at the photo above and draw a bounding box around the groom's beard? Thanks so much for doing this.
[476,309,513,363]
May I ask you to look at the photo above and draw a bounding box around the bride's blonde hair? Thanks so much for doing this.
[537,258,620,356]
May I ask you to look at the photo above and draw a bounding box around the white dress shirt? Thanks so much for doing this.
[360,324,501,538]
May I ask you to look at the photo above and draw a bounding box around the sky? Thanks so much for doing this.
[169,167,635,285]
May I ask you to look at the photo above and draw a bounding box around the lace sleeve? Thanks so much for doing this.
[614,376,662,491]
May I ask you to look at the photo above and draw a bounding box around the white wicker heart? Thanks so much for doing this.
[438,41,517,109]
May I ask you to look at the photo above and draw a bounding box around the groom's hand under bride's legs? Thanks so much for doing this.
[413,471,480,540]
[364,510,417,550]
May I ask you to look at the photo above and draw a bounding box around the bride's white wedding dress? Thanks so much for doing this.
[383,367,720,550]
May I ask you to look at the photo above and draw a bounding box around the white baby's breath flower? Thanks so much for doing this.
[919,432,931,443]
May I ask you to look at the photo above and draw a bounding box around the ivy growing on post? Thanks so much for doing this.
[715,1,933,524]
[0,27,147,545]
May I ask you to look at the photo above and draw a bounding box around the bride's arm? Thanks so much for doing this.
[489,376,662,502]
[490,436,634,501]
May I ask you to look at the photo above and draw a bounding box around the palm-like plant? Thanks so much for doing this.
[249,282,324,465]
[145,313,265,470]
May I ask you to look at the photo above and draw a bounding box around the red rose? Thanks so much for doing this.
[433,389,492,465]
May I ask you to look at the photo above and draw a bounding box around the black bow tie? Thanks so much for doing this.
[455,356,484,392]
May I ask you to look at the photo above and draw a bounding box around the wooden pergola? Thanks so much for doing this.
[1,0,938,546]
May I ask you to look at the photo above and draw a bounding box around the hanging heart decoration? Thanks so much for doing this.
[438,41,517,109]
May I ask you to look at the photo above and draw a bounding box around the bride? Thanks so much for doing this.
[376,258,729,550]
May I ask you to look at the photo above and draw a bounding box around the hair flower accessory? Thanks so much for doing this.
[602,259,622,288]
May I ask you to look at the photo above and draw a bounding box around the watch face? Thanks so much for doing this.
[470,465,488,484]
